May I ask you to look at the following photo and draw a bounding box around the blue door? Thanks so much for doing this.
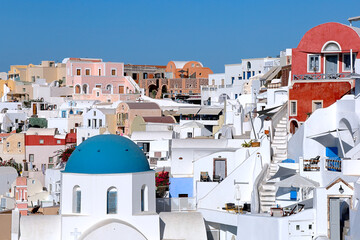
[247,71,251,79]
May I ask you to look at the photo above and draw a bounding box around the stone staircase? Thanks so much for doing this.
[259,116,289,213]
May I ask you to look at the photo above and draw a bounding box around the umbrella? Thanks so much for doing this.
[275,174,320,188]
[181,121,205,138]
[181,121,205,129]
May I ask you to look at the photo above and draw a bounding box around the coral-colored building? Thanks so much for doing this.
[15,177,28,216]
[289,22,360,132]
[140,61,212,98]
[64,58,140,102]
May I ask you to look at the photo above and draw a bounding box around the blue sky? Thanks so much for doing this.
[1,0,360,73]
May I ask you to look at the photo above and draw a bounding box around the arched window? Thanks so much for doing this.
[107,187,117,214]
[75,85,81,94]
[141,185,148,212]
[82,84,88,94]
[322,41,341,52]
[73,186,81,213]
[106,84,113,94]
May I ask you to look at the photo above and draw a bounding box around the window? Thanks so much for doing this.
[187,132,193,138]
[99,119,102,127]
[18,142,21,148]
[48,164,54,169]
[85,69,90,75]
[76,69,81,76]
[61,111,66,118]
[111,69,116,76]
[57,140,61,144]
[243,72,246,80]
[343,53,356,72]
[132,73,137,80]
[98,68,102,76]
[290,101,297,116]
[107,187,117,214]
[141,185,148,211]
[308,55,320,72]
[22,88,26,92]
[296,225,300,231]
[143,73,148,79]
[312,100,323,112]
[29,154,34,162]
[49,157,53,163]
[31,76,35,82]
[212,79,215,85]
[252,71,255,76]
[94,111,96,116]
[39,139,44,144]
[73,186,81,213]
[82,137,85,142]
[95,84,101,89]
[6,142,9,148]
[96,91,100,97]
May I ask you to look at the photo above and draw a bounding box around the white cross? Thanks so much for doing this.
[70,228,81,240]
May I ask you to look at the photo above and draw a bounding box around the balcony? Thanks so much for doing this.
[342,158,360,176]
[293,73,352,81]
[325,158,341,172]
[303,158,320,171]
[156,197,196,212]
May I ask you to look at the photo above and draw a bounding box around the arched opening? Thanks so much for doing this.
[148,84,158,98]
[161,85,168,98]
[290,120,299,134]
[107,187,117,214]
[218,93,230,104]
[72,185,81,213]
[106,84,113,94]
[322,41,341,52]
[339,118,355,153]
[75,85,81,94]
[141,185,148,212]
[82,84,89,94]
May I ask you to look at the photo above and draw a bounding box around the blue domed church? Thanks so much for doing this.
[60,135,159,240]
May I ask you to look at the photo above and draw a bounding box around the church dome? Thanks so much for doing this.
[63,135,150,174]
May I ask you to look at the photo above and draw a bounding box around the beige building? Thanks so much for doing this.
[8,61,66,84]
[116,102,162,135]
[0,133,25,164]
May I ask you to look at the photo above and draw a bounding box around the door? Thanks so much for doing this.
[330,198,340,240]
[325,55,338,75]
[214,159,226,180]
[32,103,37,115]
[119,86,124,94]
[247,71,251,79]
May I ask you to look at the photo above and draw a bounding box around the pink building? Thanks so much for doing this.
[64,58,140,101]
[15,177,28,216]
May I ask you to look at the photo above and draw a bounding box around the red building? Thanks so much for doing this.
[289,22,360,132]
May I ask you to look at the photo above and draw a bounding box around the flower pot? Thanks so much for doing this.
[264,130,269,135]
[251,142,260,147]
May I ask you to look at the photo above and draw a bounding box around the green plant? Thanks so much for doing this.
[241,140,253,148]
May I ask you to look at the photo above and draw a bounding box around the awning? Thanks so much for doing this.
[254,105,282,115]
[269,166,296,180]
[306,129,346,139]
[275,174,320,188]
[261,66,281,81]
[176,108,201,115]
[198,108,222,115]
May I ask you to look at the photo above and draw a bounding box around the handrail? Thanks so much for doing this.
[270,102,288,140]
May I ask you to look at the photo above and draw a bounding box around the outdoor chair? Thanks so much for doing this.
[200,172,210,182]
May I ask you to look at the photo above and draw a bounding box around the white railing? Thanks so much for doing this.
[125,76,141,92]
[156,197,196,212]
[270,102,288,140]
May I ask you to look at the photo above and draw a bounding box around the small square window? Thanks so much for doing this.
[290,101,297,116]
[49,157,53,163]
[296,225,300,230]
[39,139,44,144]
[57,140,61,144]
[111,69,116,76]
[48,164,54,169]
[17,142,21,148]
[85,69,90,75]
[76,69,81,76]
[308,224,312,230]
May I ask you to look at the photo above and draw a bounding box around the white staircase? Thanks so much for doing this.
[259,116,289,213]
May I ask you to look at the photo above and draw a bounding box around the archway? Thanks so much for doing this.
[289,120,299,134]
[80,219,147,240]
[218,93,230,104]
[82,84,89,94]
[75,85,81,94]
[338,118,355,153]
[106,84,113,94]
[161,85,168,98]
[148,84,158,98]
